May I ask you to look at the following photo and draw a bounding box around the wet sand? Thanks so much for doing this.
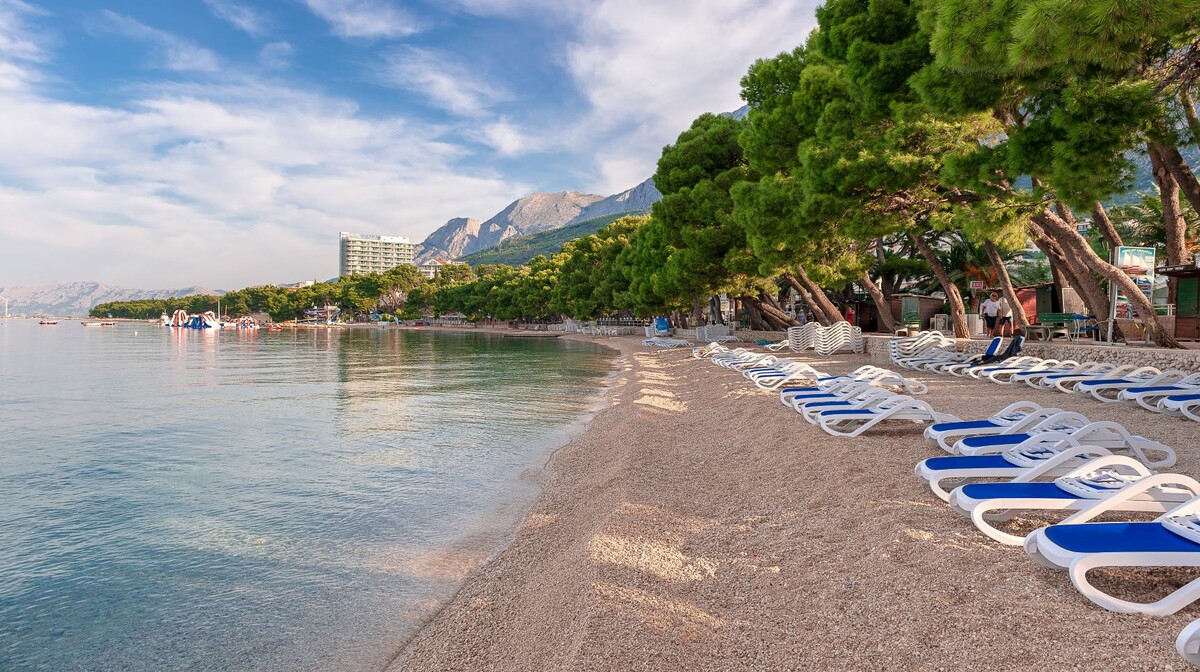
[389,336,1200,671]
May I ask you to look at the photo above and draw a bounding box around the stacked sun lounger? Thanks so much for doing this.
[784,322,865,354]
[906,399,1200,666]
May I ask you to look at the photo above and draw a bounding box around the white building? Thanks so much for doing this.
[419,258,449,280]
[339,232,415,276]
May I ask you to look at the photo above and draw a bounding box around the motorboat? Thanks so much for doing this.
[39,320,58,325]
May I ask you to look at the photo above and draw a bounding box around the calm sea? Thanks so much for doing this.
[0,320,613,671]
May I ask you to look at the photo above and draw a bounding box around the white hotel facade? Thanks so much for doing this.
[338,232,416,276]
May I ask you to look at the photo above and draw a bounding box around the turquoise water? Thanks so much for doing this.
[0,320,613,671]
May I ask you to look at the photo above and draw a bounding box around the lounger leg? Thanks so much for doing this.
[1177,618,1200,667]
[1069,553,1200,615]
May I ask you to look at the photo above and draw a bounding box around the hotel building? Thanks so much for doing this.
[339,232,416,276]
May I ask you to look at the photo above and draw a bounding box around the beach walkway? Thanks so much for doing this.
[391,335,1198,670]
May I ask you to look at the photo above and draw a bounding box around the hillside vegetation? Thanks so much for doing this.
[458,211,637,266]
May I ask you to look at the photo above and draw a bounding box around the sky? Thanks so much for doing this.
[0,0,819,289]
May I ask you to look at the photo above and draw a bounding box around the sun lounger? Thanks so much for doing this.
[1118,382,1200,412]
[1023,477,1200,615]
[1158,394,1200,421]
[1047,364,1141,394]
[950,418,1160,456]
[981,358,1075,384]
[949,455,1193,545]
[1022,362,1120,391]
[924,402,1058,452]
[1010,361,1099,386]
[1073,368,1192,402]
[814,396,958,438]
[794,387,900,420]
[916,444,1116,502]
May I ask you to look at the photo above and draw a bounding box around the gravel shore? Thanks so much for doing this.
[390,336,1200,671]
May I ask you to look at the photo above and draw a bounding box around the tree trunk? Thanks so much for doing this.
[1153,140,1200,217]
[1091,201,1123,251]
[981,238,1029,329]
[784,272,832,325]
[1036,209,1180,348]
[908,231,969,338]
[860,272,896,333]
[758,292,799,330]
[1184,87,1200,145]
[741,296,770,331]
[1029,219,1111,322]
[793,266,844,324]
[691,296,705,327]
[1149,144,1189,306]
[708,295,725,325]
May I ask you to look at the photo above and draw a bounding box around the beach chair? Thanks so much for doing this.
[1023,478,1200,615]
[923,402,1057,452]
[914,338,1000,371]
[917,444,1116,502]
[1117,376,1200,412]
[1023,362,1122,391]
[794,386,900,421]
[982,358,1074,384]
[813,396,958,438]
[917,430,1177,501]
[949,455,1194,545]
[1048,364,1142,394]
[1158,394,1200,422]
[1011,361,1102,387]
[950,417,1159,456]
[1072,368,1189,402]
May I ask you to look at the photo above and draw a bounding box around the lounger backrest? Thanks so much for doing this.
[985,337,1002,356]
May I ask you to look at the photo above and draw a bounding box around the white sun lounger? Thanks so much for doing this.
[814,396,958,438]
[924,402,1057,452]
[916,444,1117,502]
[949,456,1194,545]
[1024,478,1200,615]
[950,418,1163,457]
[1072,368,1192,402]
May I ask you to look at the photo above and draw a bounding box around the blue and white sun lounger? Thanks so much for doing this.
[949,456,1194,545]
[938,411,1089,455]
[916,444,1117,502]
[1024,478,1200,615]
[1118,381,1200,412]
[924,402,1059,452]
[1010,361,1097,386]
[1074,369,1193,402]
[950,418,1166,457]
[814,396,958,438]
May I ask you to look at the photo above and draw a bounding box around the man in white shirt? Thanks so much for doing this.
[980,292,1000,336]
[996,295,1014,337]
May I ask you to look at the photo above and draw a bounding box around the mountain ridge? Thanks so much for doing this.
[0,281,224,316]
[414,179,661,263]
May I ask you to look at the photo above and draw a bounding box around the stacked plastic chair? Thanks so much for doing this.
[814,322,864,355]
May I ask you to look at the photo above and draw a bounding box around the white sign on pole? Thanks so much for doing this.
[969,281,985,290]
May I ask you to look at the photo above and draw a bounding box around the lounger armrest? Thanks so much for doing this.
[1059,474,1200,524]
[1011,446,1113,482]
[1058,455,1154,479]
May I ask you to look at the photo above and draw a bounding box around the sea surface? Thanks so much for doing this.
[0,320,613,671]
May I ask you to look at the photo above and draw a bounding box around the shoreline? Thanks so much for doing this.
[388,336,1200,670]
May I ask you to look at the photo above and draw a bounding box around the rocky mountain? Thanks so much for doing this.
[0,282,223,316]
[415,183,662,263]
[564,178,661,227]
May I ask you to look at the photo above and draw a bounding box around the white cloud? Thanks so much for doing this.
[471,117,536,156]
[378,47,509,118]
[204,0,270,38]
[97,11,221,72]
[303,0,420,40]
[0,0,44,62]
[259,41,293,69]
[0,69,525,288]
[565,0,819,191]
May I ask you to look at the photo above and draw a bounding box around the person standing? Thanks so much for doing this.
[980,292,1000,336]
[996,294,1014,337]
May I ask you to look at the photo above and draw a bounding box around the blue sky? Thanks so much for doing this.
[0,0,819,288]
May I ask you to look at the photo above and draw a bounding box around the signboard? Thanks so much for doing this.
[969,281,986,290]
[1110,245,1155,324]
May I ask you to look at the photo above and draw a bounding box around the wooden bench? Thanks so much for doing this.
[1029,313,1075,341]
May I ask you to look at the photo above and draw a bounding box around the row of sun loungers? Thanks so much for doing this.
[701,336,1200,666]
[641,336,693,348]
[892,332,1200,420]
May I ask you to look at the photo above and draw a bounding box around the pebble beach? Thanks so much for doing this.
[391,333,1200,671]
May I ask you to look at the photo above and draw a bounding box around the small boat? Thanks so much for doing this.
[39,320,58,325]
[100,321,117,327]
[267,325,284,332]
[81,321,103,327]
